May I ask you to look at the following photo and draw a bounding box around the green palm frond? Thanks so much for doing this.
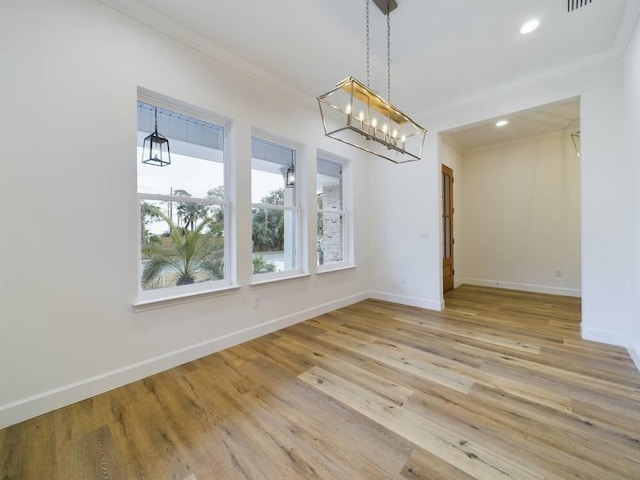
[200,250,224,280]
[141,255,172,288]
[141,210,224,289]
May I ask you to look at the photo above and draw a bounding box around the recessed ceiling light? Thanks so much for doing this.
[520,19,540,34]
[496,120,509,127]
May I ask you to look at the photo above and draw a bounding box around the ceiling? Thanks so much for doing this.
[442,97,580,151]
[103,0,638,145]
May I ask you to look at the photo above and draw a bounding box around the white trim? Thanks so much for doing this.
[0,291,368,429]
[316,264,357,275]
[417,55,622,120]
[140,193,225,206]
[250,272,311,287]
[104,1,317,111]
[250,130,306,281]
[251,203,298,212]
[368,290,443,311]
[138,88,233,127]
[627,344,640,373]
[459,278,581,298]
[133,284,241,312]
[136,277,236,306]
[619,0,640,57]
[581,325,628,348]
[316,150,354,271]
[102,1,639,121]
[462,128,574,155]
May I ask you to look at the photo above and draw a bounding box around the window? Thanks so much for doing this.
[137,98,230,300]
[251,135,302,279]
[316,153,351,270]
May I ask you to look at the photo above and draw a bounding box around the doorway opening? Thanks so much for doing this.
[439,97,581,307]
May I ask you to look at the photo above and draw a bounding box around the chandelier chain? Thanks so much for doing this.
[387,10,391,102]
[366,0,370,88]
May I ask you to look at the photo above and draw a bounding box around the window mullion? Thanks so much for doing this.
[251,203,297,212]
[140,192,225,207]
[319,209,347,215]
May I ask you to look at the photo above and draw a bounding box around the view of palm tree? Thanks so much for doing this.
[140,185,287,289]
[140,192,225,290]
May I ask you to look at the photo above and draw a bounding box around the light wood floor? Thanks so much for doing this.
[2,285,640,479]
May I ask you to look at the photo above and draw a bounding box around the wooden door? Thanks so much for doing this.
[442,165,454,293]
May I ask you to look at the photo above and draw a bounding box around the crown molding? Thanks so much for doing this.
[461,129,574,155]
[616,0,640,56]
[99,0,318,111]
[439,134,465,155]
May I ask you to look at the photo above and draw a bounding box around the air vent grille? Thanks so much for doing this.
[567,0,593,12]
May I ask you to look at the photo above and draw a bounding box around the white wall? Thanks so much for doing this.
[457,132,581,296]
[0,0,372,427]
[370,59,633,345]
[367,158,442,310]
[624,15,640,370]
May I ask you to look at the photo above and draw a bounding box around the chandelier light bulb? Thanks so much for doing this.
[371,118,378,128]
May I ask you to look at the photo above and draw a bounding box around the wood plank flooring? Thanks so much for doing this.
[2,285,640,479]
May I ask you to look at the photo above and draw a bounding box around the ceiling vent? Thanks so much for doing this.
[567,0,593,12]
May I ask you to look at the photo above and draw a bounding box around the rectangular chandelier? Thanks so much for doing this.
[317,76,427,164]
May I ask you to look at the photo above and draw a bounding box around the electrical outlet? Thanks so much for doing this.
[253,297,260,309]
[555,270,563,278]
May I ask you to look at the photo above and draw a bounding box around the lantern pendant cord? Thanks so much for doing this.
[365,0,392,101]
[387,10,391,102]
[154,107,159,132]
[366,0,370,88]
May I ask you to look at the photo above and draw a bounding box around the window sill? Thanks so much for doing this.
[250,272,311,287]
[316,264,357,275]
[133,284,241,312]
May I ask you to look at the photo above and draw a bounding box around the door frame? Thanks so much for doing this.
[442,165,454,293]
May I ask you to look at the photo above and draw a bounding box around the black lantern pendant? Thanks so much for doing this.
[142,107,171,167]
[286,151,295,187]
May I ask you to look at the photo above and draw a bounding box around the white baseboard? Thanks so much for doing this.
[368,290,443,311]
[626,344,640,373]
[459,278,581,298]
[580,325,628,347]
[583,327,640,373]
[0,291,368,429]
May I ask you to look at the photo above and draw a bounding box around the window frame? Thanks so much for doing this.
[250,129,305,283]
[135,90,235,306]
[316,150,353,273]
